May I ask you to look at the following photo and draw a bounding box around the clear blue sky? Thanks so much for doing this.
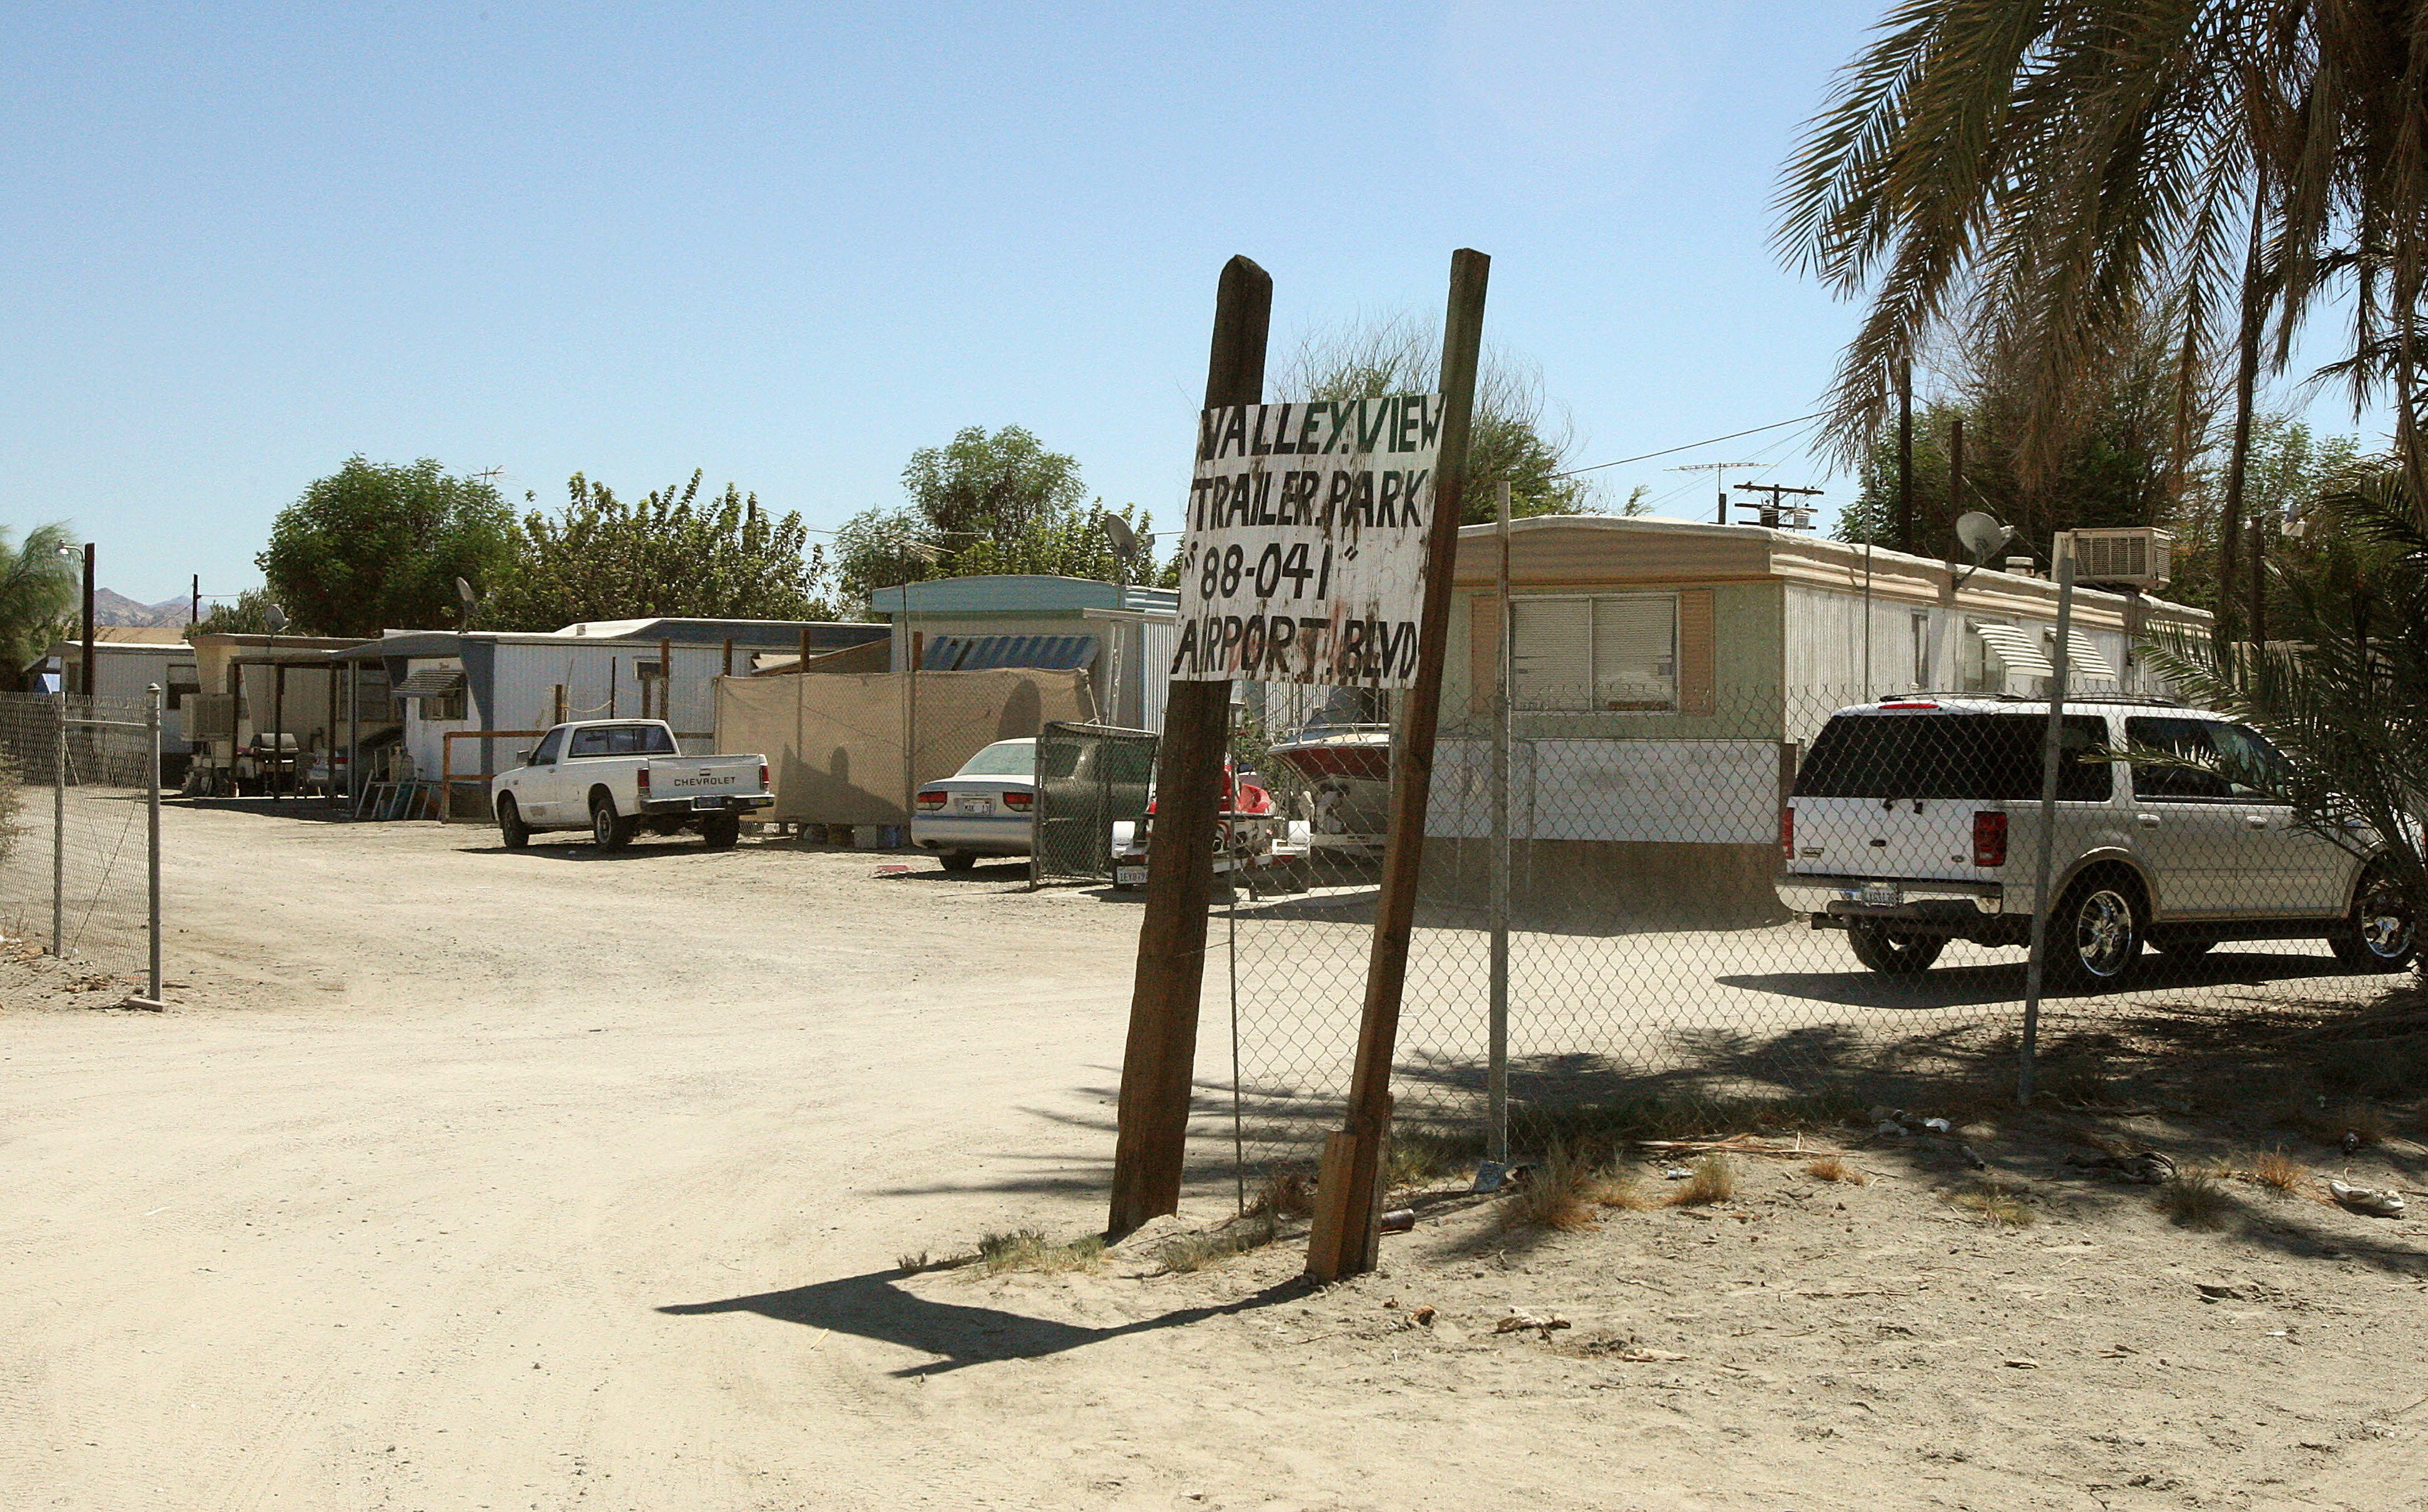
[0,1,2380,607]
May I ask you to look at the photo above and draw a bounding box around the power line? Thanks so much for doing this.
[1557,412,1827,477]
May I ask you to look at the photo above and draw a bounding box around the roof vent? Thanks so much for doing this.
[2054,528,2173,590]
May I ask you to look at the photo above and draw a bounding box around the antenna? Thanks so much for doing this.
[1671,462,1775,525]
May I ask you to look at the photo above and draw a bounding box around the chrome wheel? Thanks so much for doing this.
[2068,887,2138,981]
[2331,869,2416,969]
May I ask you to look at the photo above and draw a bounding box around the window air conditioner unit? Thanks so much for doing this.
[2053,528,2173,590]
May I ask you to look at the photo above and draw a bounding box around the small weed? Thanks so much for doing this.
[2332,1100,2389,1147]
[1950,1177,2036,1228]
[1251,1170,1313,1220]
[2154,1168,2231,1230]
[1807,1154,1867,1185]
[1494,1144,1604,1233]
[1156,1215,1277,1275]
[1594,1162,1659,1211]
[1667,1154,1737,1208]
[2241,1149,2305,1193]
[1388,1129,1482,1191]
[894,1250,930,1275]
[971,1228,1104,1277]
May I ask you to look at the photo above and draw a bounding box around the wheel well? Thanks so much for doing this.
[588,784,615,813]
[2065,858,2148,913]
[496,793,518,818]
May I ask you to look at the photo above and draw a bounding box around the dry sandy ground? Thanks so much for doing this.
[3,803,2426,1511]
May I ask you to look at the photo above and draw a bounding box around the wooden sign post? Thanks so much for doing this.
[1106,255,1272,1239]
[1304,248,1489,1283]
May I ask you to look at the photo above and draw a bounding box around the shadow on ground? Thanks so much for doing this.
[658,1268,1303,1376]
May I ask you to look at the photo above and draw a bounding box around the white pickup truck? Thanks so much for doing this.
[489,719,772,851]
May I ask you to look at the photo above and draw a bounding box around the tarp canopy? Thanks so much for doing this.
[716,668,1093,824]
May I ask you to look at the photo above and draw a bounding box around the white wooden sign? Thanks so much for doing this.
[1169,395,1443,686]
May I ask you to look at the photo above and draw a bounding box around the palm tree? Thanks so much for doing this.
[0,523,79,674]
[1775,3,2428,558]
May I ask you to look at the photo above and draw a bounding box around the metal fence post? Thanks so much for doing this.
[147,684,162,1002]
[1488,480,1513,1164]
[51,697,66,957]
[2018,554,2077,1105]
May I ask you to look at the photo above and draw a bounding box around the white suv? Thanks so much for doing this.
[1777,695,2414,987]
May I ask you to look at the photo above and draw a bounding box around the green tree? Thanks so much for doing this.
[487,471,832,631]
[1278,313,1599,522]
[257,457,516,638]
[0,522,79,670]
[830,427,1167,606]
[195,587,286,636]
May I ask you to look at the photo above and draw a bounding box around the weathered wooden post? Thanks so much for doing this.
[1107,255,1270,1239]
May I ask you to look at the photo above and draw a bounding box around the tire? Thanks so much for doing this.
[497,795,531,850]
[699,814,741,850]
[939,850,979,872]
[2047,874,2144,989]
[2151,936,2214,958]
[590,795,634,851]
[1847,919,1946,974]
[2329,865,2416,971]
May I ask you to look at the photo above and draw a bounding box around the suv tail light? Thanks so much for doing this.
[1973,811,2008,867]
[915,789,947,812]
[1003,791,1034,812]
[1780,806,1794,859]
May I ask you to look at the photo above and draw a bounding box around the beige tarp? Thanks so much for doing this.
[716,668,1093,824]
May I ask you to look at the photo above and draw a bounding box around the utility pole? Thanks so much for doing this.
[1896,358,1915,554]
[1672,462,1770,523]
[1947,417,1965,559]
[80,543,96,700]
[1729,483,1825,530]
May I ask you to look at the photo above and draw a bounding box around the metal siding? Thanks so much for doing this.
[1140,618,1177,732]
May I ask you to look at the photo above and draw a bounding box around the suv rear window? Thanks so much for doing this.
[1795,712,2111,801]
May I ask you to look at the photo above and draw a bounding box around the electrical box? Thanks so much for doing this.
[2054,528,2173,590]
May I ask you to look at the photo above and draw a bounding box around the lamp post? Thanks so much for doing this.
[56,543,94,697]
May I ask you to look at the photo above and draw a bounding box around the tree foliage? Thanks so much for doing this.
[830,427,1167,607]
[486,471,831,631]
[1775,2,2428,483]
[195,587,286,636]
[0,522,79,671]
[257,457,517,638]
[1278,313,1599,523]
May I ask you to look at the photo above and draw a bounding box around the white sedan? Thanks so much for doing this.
[911,739,1039,871]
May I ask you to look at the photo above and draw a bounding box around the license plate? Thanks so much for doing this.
[1116,866,1148,886]
[959,798,990,814]
[691,796,728,811]
[1859,882,1901,907]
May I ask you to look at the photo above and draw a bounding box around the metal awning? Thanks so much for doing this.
[393,668,466,699]
[1970,623,2056,679]
[920,634,1098,672]
[2062,630,2118,681]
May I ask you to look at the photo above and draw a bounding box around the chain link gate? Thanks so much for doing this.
[1029,722,1158,887]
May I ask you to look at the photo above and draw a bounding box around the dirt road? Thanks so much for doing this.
[5,806,2425,1511]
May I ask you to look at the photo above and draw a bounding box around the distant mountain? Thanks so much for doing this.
[91,589,192,628]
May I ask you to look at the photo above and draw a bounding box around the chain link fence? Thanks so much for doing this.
[0,691,162,988]
[1216,681,2414,1192]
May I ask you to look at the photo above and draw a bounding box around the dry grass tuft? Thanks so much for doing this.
[972,1228,1104,1277]
[2153,1168,2231,1230]
[1156,1215,1278,1275]
[2242,1149,2305,1193]
[1667,1154,1737,1207]
[1386,1129,1480,1191]
[1950,1177,2036,1228]
[1806,1154,1867,1185]
[2332,1100,2389,1147]
[1251,1170,1314,1220]
[1494,1145,1604,1233]
[1594,1162,1660,1211]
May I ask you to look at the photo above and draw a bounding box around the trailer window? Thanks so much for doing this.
[1795,713,2111,801]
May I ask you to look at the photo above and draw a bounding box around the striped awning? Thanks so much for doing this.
[2062,631,2118,681]
[920,634,1097,672]
[1970,623,2056,679]
[393,668,466,699]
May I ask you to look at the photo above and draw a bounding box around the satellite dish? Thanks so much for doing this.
[1955,511,2015,563]
[1100,514,1138,562]
[263,602,288,635]
[455,576,480,630]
